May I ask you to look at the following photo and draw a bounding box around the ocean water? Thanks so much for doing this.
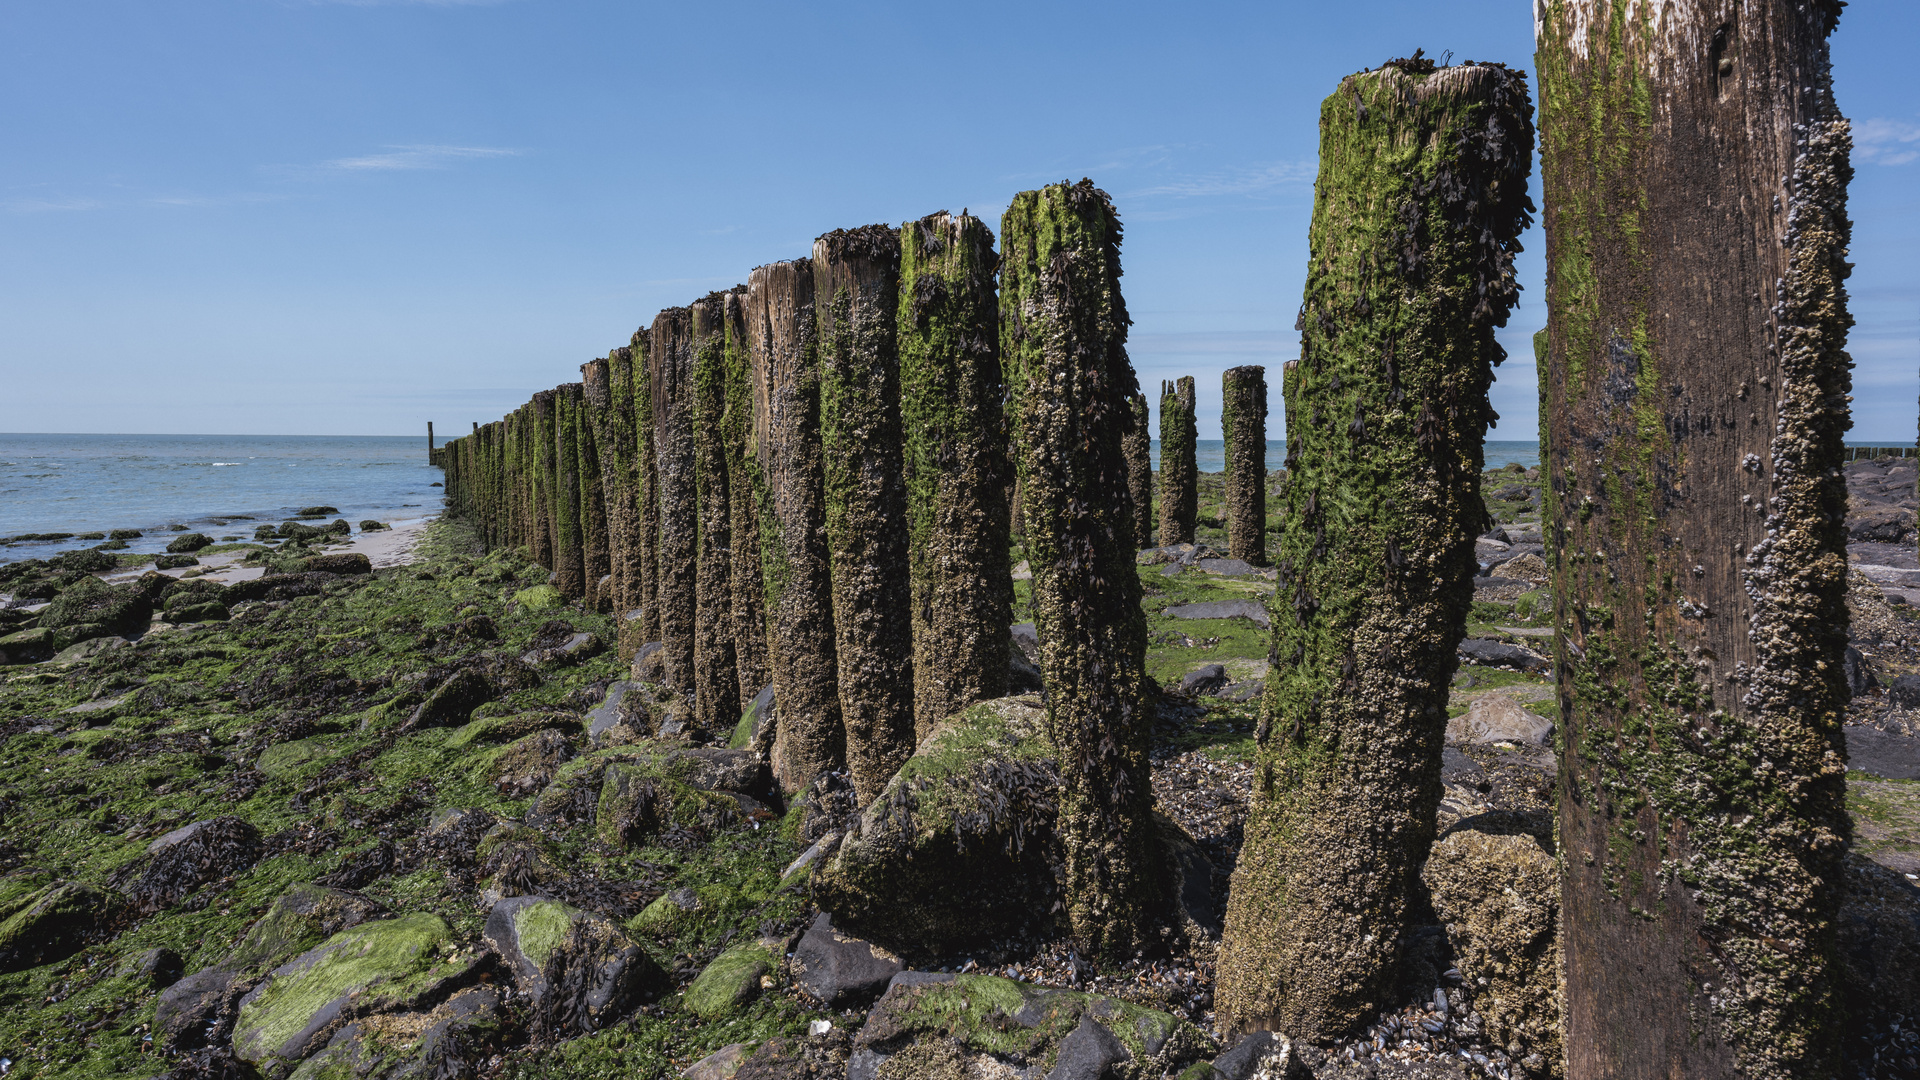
[1154,439,1541,472]
[0,434,444,563]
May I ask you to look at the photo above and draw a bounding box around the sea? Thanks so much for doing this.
[0,434,444,564]
[0,434,1543,566]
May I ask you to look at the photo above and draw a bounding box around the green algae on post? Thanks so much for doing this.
[746,258,845,793]
[576,368,612,612]
[650,307,698,694]
[898,210,1013,739]
[722,290,770,704]
[529,390,557,570]
[551,384,586,599]
[1001,179,1162,960]
[1537,2,1855,1075]
[631,328,662,647]
[1158,377,1197,545]
[1221,365,1268,566]
[1216,59,1534,1041]
[1124,392,1154,554]
[690,293,743,735]
[814,225,916,805]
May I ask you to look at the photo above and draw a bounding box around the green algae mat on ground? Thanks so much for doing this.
[0,521,824,1079]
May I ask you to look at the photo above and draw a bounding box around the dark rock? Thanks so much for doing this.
[1048,1012,1131,1080]
[1457,637,1551,674]
[1844,724,1920,781]
[1218,679,1264,703]
[483,896,668,1034]
[1836,853,1920,1033]
[115,816,261,914]
[1010,622,1040,662]
[254,524,279,540]
[0,880,118,972]
[109,529,142,540]
[37,576,151,637]
[588,680,649,747]
[223,572,337,604]
[1886,674,1920,709]
[629,640,666,681]
[279,520,327,541]
[294,984,504,1080]
[167,600,230,623]
[1160,599,1270,629]
[298,506,340,517]
[154,553,199,570]
[405,668,496,729]
[729,683,776,754]
[1850,504,1915,544]
[47,547,118,573]
[1479,526,1512,543]
[1178,664,1229,697]
[358,520,389,532]
[1009,643,1045,693]
[522,631,603,667]
[1209,1031,1308,1079]
[791,912,903,1008]
[1194,557,1257,576]
[300,552,372,575]
[1160,813,1219,934]
[1844,644,1878,699]
[167,532,214,553]
[119,946,185,988]
[491,728,573,797]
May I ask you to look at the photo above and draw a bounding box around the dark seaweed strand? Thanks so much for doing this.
[1217,62,1533,1040]
[814,225,916,805]
[691,292,742,735]
[1000,179,1163,960]
[899,210,1013,739]
[1221,365,1269,565]
[722,288,771,706]
[746,258,846,793]
[1158,377,1197,545]
[650,308,698,694]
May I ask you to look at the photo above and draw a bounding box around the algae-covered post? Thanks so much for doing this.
[597,345,650,645]
[1124,392,1153,553]
[529,390,558,570]
[1158,377,1197,545]
[551,383,587,600]
[814,225,915,804]
[1001,180,1161,959]
[898,210,1012,738]
[691,292,742,735]
[722,290,770,706]
[1536,3,1855,1075]
[1221,365,1269,565]
[1216,59,1534,1040]
[576,372,612,610]
[746,259,845,793]
[651,308,698,694]
[631,328,661,648]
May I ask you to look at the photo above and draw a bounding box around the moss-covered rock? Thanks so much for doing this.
[513,584,565,611]
[232,913,479,1077]
[683,940,778,1019]
[256,739,334,778]
[0,880,117,972]
[490,728,573,797]
[285,985,506,1080]
[37,575,151,637]
[446,709,581,750]
[482,896,668,1034]
[302,553,372,575]
[168,532,215,553]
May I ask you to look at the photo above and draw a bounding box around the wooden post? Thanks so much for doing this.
[1217,59,1535,1041]
[632,328,661,647]
[1537,3,1854,1074]
[815,225,915,805]
[651,308,697,694]
[691,292,742,736]
[1222,365,1269,565]
[722,290,771,706]
[551,383,587,599]
[1124,392,1153,551]
[747,258,845,792]
[577,378,611,610]
[1001,179,1161,960]
[428,421,435,452]
[899,210,1012,738]
[529,390,557,570]
[1158,377,1196,544]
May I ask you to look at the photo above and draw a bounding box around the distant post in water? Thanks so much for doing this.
[722,291,770,706]
[1158,376,1196,545]
[1217,59,1535,1040]
[1221,365,1269,565]
[691,292,742,735]
[898,210,1012,738]
[815,225,915,804]
[1538,3,1855,1075]
[651,308,698,694]
[746,259,845,793]
[1001,179,1161,959]
[1124,392,1153,551]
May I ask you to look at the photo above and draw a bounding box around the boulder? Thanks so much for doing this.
[168,600,230,623]
[482,896,668,1033]
[0,880,117,972]
[1886,673,1920,709]
[588,680,650,747]
[727,683,775,754]
[154,553,200,570]
[1160,599,1270,629]
[232,913,481,1077]
[301,553,372,575]
[684,940,780,1019]
[286,985,504,1080]
[814,696,1064,954]
[445,710,581,750]
[37,576,151,637]
[1836,853,1920,1032]
[683,1042,756,1080]
[490,728,573,797]
[167,532,214,553]
[512,584,565,612]
[521,631,603,667]
[47,547,118,573]
[52,635,131,664]
[1421,827,1561,1073]
[359,520,389,532]
[1178,664,1229,697]
[1457,637,1551,674]
[1496,552,1549,583]
[115,816,261,914]
[590,746,768,849]
[0,626,58,665]
[852,971,1209,1080]
[298,506,340,517]
[1205,1031,1308,1080]
[1446,696,1554,748]
[792,913,903,1008]
[1843,644,1878,699]
[403,668,495,729]
[117,946,185,989]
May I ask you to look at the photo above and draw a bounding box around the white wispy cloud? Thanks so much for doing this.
[321,144,520,171]
[1855,117,1920,166]
[6,195,100,213]
[1127,161,1317,199]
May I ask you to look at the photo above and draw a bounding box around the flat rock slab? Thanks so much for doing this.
[1458,638,1551,674]
[1161,600,1270,629]
[1193,557,1258,576]
[1495,626,1554,638]
[1846,724,1920,781]
[1449,696,1554,748]
[792,912,902,1008]
[1855,564,1920,588]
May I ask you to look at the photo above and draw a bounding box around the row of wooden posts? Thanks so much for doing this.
[440,20,1863,1072]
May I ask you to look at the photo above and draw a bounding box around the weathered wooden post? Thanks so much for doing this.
[1536,3,1855,1074]
[1124,392,1153,551]
[1001,179,1161,959]
[631,328,661,647]
[529,390,557,570]
[1158,376,1197,544]
[746,259,845,792]
[577,378,611,610]
[722,290,770,704]
[691,292,742,735]
[815,225,915,804]
[592,346,648,647]
[899,210,1012,737]
[1217,59,1535,1040]
[1222,365,1269,565]
[651,308,698,694]
[551,383,587,599]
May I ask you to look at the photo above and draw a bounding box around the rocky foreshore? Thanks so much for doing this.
[0,459,1912,1080]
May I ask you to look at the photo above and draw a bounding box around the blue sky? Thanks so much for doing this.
[2,0,1915,440]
